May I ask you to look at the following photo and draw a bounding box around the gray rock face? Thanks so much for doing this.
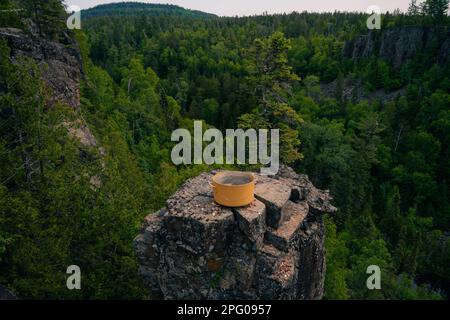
[320,76,406,104]
[438,37,450,65]
[0,28,82,108]
[345,33,376,60]
[343,26,450,68]
[0,28,102,153]
[134,166,336,300]
[379,27,425,68]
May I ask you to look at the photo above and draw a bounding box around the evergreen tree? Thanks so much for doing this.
[408,0,421,15]
[239,32,303,164]
[18,0,66,38]
[423,0,449,23]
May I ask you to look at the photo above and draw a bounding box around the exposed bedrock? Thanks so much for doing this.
[134,166,337,299]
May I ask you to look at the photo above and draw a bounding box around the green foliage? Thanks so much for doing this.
[17,0,67,39]
[0,36,147,298]
[82,2,217,19]
[1,5,449,300]
[0,0,22,28]
[324,216,349,299]
[422,0,449,23]
[238,32,303,164]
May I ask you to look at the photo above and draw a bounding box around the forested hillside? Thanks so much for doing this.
[81,2,217,19]
[0,0,449,299]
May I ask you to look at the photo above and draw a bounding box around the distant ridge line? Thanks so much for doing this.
[81,1,217,19]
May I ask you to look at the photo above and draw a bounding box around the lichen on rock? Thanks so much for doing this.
[134,166,336,300]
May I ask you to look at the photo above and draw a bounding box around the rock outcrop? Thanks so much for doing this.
[134,166,336,300]
[320,77,406,104]
[0,28,104,152]
[0,27,82,108]
[343,26,450,68]
[322,27,449,104]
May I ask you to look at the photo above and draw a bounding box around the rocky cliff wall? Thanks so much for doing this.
[342,26,449,68]
[0,28,102,151]
[0,27,82,108]
[321,26,449,104]
[134,166,336,300]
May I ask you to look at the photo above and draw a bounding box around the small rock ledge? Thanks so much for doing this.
[134,166,336,299]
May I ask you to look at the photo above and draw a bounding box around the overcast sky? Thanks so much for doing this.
[65,0,413,16]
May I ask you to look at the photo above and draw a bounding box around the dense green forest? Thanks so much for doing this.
[0,0,449,299]
[81,2,217,19]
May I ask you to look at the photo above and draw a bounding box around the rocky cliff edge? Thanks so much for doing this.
[134,166,337,300]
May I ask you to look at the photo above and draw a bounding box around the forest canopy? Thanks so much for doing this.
[0,0,449,299]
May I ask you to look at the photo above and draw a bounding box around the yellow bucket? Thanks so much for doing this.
[211,171,255,207]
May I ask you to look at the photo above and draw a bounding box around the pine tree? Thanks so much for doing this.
[408,0,421,15]
[239,32,303,164]
[423,0,449,23]
[18,0,66,38]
